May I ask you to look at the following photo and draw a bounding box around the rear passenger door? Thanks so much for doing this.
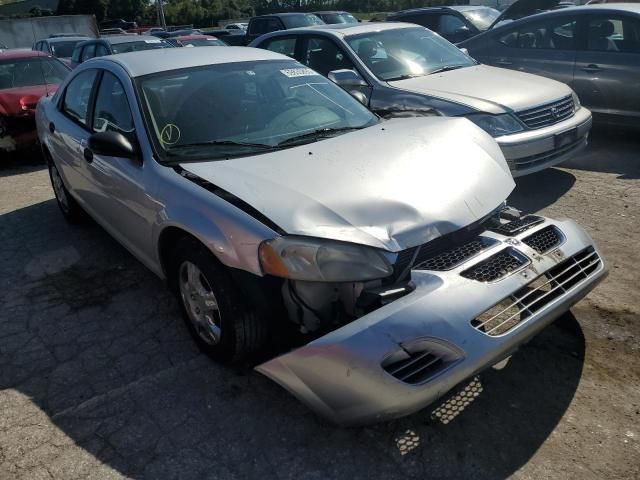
[488,15,578,86]
[573,13,640,118]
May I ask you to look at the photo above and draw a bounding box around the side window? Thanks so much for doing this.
[262,37,297,57]
[62,70,98,126]
[586,16,640,53]
[95,44,109,57]
[401,13,438,30]
[249,19,268,35]
[303,37,355,76]
[92,71,135,138]
[266,18,284,33]
[499,18,576,50]
[81,44,96,62]
[438,14,467,36]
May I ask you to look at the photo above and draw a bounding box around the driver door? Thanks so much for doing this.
[82,69,158,266]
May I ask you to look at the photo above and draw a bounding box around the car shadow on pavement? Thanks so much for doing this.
[562,125,640,180]
[509,167,576,213]
[0,199,586,479]
[0,151,46,178]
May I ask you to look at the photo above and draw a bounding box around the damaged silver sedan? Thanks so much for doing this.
[36,47,607,425]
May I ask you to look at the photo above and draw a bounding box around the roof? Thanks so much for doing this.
[254,12,318,18]
[98,46,291,77]
[389,5,491,16]
[298,22,415,36]
[312,11,350,14]
[0,50,49,60]
[44,36,91,44]
[578,2,640,12]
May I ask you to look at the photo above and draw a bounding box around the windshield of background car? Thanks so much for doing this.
[111,39,172,54]
[0,57,68,89]
[460,7,500,31]
[282,14,325,28]
[50,41,82,58]
[137,60,378,161]
[181,38,226,47]
[346,27,476,81]
[323,13,359,24]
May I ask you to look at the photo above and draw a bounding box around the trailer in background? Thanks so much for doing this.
[0,14,98,50]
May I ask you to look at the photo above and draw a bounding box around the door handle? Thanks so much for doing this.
[497,59,513,66]
[581,64,602,73]
[48,122,55,134]
[83,147,93,163]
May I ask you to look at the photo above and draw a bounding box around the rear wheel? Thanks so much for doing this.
[48,160,85,223]
[171,237,268,362]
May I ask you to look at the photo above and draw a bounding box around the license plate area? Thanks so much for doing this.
[554,127,577,148]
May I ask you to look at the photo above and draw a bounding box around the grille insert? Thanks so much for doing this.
[517,96,574,129]
[472,247,601,336]
[414,237,497,271]
[491,215,544,236]
[523,226,563,254]
[461,248,528,282]
[383,350,445,384]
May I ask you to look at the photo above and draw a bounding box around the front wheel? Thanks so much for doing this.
[171,237,268,362]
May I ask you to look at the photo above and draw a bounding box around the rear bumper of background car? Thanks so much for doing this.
[256,217,606,425]
[497,108,592,177]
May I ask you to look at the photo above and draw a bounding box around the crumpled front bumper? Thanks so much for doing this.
[256,218,607,425]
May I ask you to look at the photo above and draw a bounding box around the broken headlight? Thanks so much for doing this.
[259,236,393,282]
[465,113,523,137]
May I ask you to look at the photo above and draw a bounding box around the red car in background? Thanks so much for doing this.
[168,34,227,47]
[0,50,69,155]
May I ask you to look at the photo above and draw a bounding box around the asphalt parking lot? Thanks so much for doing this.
[0,126,639,480]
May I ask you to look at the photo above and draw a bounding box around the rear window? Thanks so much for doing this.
[282,14,324,29]
[110,39,172,54]
[0,57,69,89]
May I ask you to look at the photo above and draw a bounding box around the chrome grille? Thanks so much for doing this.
[491,215,544,236]
[472,247,601,336]
[517,96,574,129]
[461,248,528,282]
[414,237,497,271]
[523,226,563,254]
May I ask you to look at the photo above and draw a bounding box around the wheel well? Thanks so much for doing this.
[157,227,198,281]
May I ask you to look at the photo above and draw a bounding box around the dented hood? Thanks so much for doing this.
[181,117,514,252]
[388,65,572,114]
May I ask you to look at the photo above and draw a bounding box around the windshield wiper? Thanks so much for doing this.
[277,127,362,146]
[429,65,467,75]
[166,140,276,152]
[385,73,423,82]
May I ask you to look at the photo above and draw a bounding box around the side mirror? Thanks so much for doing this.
[459,47,469,55]
[88,131,137,158]
[20,95,39,112]
[454,26,472,40]
[350,90,368,105]
[328,69,368,88]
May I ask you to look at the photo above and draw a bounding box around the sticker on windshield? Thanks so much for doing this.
[160,124,181,146]
[280,68,318,78]
[145,39,162,43]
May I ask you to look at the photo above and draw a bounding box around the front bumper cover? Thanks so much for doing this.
[256,218,607,425]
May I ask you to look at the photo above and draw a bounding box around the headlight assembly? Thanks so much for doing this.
[465,113,524,137]
[259,236,393,282]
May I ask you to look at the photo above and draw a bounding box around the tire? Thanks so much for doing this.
[170,236,268,362]
[47,159,86,223]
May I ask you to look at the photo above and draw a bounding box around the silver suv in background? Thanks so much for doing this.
[251,22,593,177]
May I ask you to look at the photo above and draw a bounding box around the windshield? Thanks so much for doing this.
[460,7,500,31]
[282,14,325,28]
[321,13,358,24]
[111,39,172,54]
[346,27,476,82]
[180,38,226,47]
[0,57,68,89]
[50,40,82,58]
[137,60,377,162]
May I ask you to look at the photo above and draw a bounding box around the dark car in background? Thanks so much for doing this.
[245,13,325,44]
[387,6,501,43]
[33,36,90,65]
[312,11,359,24]
[70,36,173,68]
[0,50,68,154]
[459,4,640,125]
